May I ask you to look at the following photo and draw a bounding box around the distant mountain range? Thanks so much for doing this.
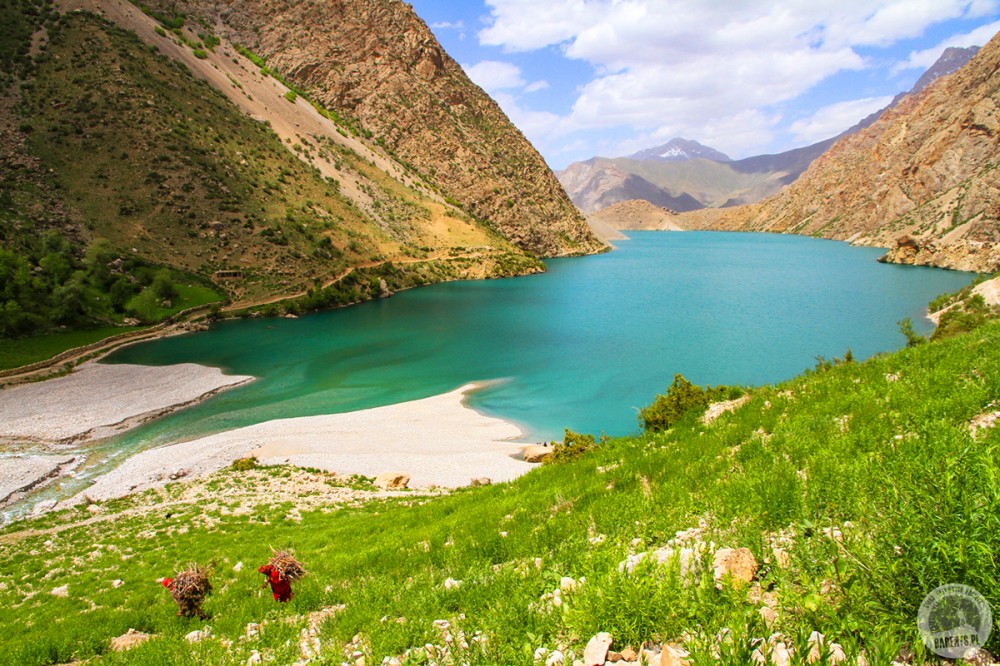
[679,40,1000,273]
[558,47,980,215]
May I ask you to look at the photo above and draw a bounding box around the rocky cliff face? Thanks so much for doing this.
[174,0,601,258]
[681,35,1000,273]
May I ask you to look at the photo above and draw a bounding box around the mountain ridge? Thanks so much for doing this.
[558,46,981,215]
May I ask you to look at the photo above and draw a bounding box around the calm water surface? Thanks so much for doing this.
[105,232,974,445]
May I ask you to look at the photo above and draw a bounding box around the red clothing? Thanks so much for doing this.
[161,577,174,589]
[258,564,293,602]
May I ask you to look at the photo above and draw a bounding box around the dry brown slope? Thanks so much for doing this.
[681,32,1000,273]
[157,0,601,258]
[590,200,685,231]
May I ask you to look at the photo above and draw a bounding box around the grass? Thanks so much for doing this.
[0,326,147,370]
[3,319,1000,664]
[124,283,224,322]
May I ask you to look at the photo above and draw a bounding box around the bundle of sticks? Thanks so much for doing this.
[171,563,212,617]
[268,549,307,582]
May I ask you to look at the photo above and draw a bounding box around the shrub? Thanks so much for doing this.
[192,48,208,60]
[932,294,996,341]
[284,90,297,103]
[639,374,744,432]
[898,317,925,347]
[231,456,259,471]
[544,428,597,465]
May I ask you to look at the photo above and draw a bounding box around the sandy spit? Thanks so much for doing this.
[75,384,536,502]
[0,455,78,505]
[0,362,254,444]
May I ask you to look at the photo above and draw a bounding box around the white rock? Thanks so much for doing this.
[246,650,262,665]
[233,561,244,572]
[560,576,578,592]
[50,585,69,597]
[432,619,451,630]
[535,647,550,661]
[584,632,613,665]
[186,627,211,643]
[547,649,566,666]
[444,577,462,590]
[111,579,124,588]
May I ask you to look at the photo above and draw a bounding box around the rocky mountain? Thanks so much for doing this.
[628,138,731,163]
[558,47,981,215]
[175,0,601,258]
[0,0,600,340]
[679,36,1000,273]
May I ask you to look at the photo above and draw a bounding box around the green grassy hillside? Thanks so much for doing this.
[3,319,999,664]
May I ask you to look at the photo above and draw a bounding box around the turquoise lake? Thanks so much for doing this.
[105,231,974,446]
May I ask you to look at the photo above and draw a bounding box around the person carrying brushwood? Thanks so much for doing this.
[161,563,212,619]
[258,549,307,603]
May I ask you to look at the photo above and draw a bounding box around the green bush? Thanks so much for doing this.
[638,374,743,432]
[544,428,597,465]
[933,294,996,341]
[230,456,259,471]
[898,317,925,347]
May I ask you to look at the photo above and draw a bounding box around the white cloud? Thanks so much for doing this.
[524,80,550,93]
[431,20,464,30]
[462,60,525,93]
[789,96,895,145]
[897,20,1000,70]
[490,92,565,139]
[476,0,997,159]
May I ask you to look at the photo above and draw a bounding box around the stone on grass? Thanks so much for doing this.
[50,584,69,597]
[444,577,462,590]
[109,629,150,652]
[712,547,757,587]
[546,650,565,666]
[584,632,613,665]
[660,644,690,666]
[522,445,554,463]
[560,576,578,592]
[470,477,492,487]
[186,627,211,643]
[375,472,410,490]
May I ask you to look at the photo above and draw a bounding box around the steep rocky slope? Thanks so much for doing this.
[153,0,601,258]
[680,35,1000,273]
[1,0,599,341]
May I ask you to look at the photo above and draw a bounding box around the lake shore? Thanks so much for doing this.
[70,383,536,504]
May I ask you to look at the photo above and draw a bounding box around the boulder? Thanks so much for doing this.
[712,547,757,587]
[50,585,68,597]
[186,627,211,643]
[110,629,150,652]
[660,644,690,666]
[470,477,492,487]
[522,445,553,463]
[584,632,613,665]
[375,472,410,490]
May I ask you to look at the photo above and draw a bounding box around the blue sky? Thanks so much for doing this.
[409,0,1000,169]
